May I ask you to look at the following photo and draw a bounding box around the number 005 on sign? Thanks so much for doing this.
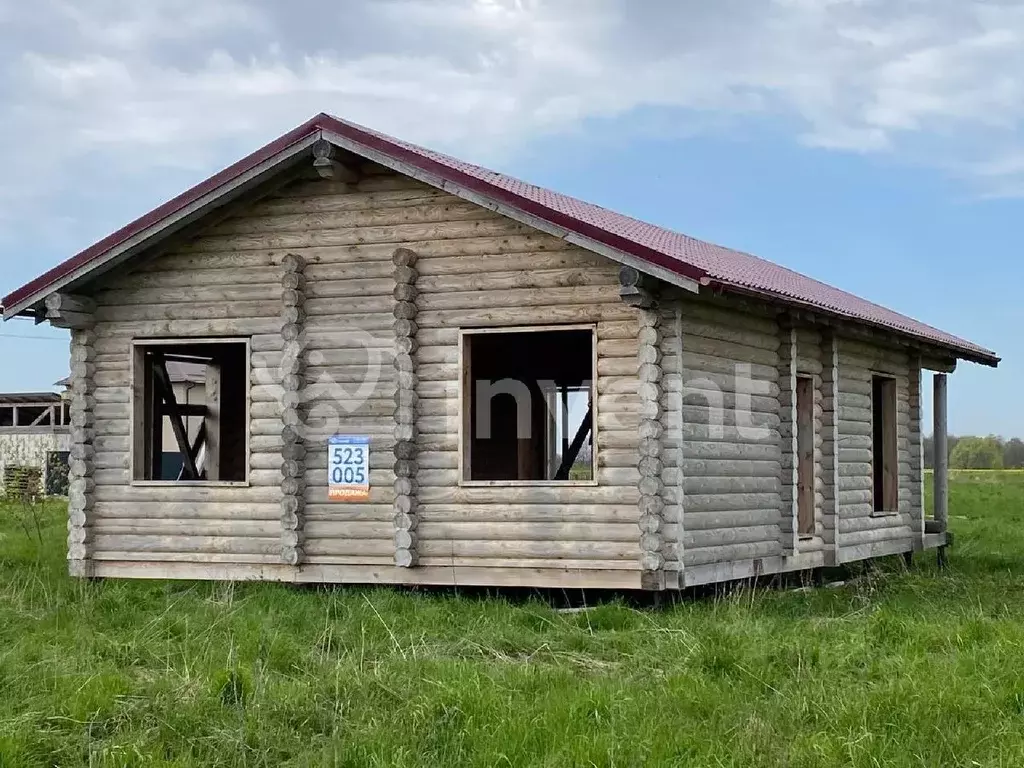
[328,435,370,502]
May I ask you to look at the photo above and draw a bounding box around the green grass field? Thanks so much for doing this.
[2,472,1024,766]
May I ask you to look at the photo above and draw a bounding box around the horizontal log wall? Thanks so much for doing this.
[88,189,293,565]
[286,172,410,568]
[87,169,461,565]
[77,155,926,584]
[668,295,784,569]
[85,162,643,580]
[412,195,641,572]
[778,322,797,553]
[833,337,916,560]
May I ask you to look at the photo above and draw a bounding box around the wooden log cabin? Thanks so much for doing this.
[0,113,1000,590]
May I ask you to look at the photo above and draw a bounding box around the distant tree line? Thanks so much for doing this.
[923,435,1024,470]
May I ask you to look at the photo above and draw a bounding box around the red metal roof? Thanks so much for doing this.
[2,112,998,365]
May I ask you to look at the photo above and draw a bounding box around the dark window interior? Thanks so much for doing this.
[871,375,898,512]
[0,403,62,428]
[17,406,48,426]
[464,329,594,482]
[134,341,248,482]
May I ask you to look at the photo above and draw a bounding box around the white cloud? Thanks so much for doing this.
[2,0,1024,231]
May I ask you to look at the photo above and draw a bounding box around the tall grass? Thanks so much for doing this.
[1,475,1024,766]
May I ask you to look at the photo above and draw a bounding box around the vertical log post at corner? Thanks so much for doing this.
[280,253,308,566]
[392,247,420,568]
[620,266,666,589]
[68,328,97,577]
[932,373,948,535]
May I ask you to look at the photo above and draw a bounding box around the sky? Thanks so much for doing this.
[0,0,1018,436]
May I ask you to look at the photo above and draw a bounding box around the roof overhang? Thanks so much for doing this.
[2,125,324,319]
[713,282,999,368]
[1,113,999,369]
[2,115,703,320]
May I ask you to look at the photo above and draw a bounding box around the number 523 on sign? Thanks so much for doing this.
[328,435,370,502]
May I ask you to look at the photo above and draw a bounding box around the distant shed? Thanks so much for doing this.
[0,113,999,590]
[0,391,70,496]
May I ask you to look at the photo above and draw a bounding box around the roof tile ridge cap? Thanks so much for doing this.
[3,115,326,311]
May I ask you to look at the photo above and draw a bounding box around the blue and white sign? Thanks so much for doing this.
[328,435,370,502]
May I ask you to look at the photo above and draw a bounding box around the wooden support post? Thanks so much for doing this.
[392,247,420,568]
[131,345,149,479]
[560,386,570,464]
[554,410,593,480]
[280,253,308,566]
[138,349,162,480]
[67,326,96,577]
[151,357,199,480]
[205,362,222,481]
[933,373,948,535]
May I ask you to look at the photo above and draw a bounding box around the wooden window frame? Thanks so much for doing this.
[129,337,251,488]
[870,373,899,516]
[458,324,599,487]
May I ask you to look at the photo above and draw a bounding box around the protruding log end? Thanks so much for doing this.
[395,548,418,568]
[281,253,306,274]
[281,546,304,567]
[393,302,418,321]
[392,247,419,267]
[311,140,358,182]
[639,551,665,572]
[393,510,418,530]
